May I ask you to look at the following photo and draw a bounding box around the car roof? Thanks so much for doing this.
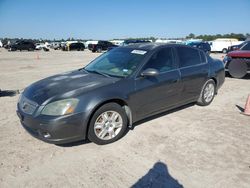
[121,43,190,51]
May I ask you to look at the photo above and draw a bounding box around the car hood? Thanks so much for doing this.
[23,69,120,105]
[228,50,250,58]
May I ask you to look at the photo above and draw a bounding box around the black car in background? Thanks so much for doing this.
[88,40,117,52]
[17,44,225,145]
[62,42,85,51]
[9,41,35,51]
[187,42,211,54]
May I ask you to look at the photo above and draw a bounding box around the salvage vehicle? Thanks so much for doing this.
[9,41,35,51]
[223,42,250,78]
[17,43,225,145]
[88,40,116,52]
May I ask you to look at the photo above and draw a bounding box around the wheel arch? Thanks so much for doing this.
[85,98,133,137]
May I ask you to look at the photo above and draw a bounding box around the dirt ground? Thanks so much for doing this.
[0,48,250,188]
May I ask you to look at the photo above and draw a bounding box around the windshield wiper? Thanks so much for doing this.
[84,69,111,78]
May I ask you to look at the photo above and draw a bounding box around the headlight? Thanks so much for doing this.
[41,98,79,116]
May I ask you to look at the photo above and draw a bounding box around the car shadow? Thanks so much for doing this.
[0,89,20,97]
[131,103,195,130]
[56,139,91,147]
[132,161,184,188]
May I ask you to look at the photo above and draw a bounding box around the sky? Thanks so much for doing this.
[0,0,249,40]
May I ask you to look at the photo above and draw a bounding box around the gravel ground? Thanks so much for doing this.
[0,49,250,188]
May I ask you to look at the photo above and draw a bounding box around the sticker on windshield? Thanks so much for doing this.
[131,50,147,55]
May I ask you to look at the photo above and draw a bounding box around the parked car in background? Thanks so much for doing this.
[187,42,211,54]
[108,39,151,51]
[50,42,61,50]
[228,41,249,52]
[9,41,35,51]
[0,40,3,48]
[109,40,124,46]
[223,42,250,78]
[62,42,85,51]
[17,43,224,145]
[88,40,116,52]
[35,43,50,51]
[209,38,243,53]
[121,39,151,46]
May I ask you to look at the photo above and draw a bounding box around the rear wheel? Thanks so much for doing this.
[88,103,128,145]
[197,79,216,106]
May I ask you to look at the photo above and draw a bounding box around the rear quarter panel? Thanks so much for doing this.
[208,56,225,90]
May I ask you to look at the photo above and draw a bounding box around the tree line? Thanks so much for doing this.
[186,33,250,41]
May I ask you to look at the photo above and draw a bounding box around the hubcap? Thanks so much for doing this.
[204,83,215,103]
[94,111,123,140]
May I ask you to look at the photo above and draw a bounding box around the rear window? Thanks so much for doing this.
[177,47,201,67]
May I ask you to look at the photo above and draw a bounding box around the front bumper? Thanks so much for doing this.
[16,109,88,144]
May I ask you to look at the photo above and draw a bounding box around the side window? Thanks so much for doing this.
[143,48,174,72]
[177,47,201,67]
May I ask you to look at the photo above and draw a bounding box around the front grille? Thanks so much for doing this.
[19,95,38,115]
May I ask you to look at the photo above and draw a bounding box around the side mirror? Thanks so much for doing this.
[141,68,159,77]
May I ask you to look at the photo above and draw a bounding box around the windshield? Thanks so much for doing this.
[85,48,147,77]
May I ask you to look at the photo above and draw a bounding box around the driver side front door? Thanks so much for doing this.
[132,47,182,120]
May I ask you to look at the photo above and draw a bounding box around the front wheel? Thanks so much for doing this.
[88,103,128,145]
[197,79,216,106]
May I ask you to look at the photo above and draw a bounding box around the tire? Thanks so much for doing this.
[88,103,128,145]
[228,59,247,79]
[222,48,227,54]
[197,79,216,106]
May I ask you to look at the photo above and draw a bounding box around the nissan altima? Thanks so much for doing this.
[17,43,225,145]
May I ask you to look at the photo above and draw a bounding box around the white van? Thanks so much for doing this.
[0,40,3,48]
[209,38,244,53]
